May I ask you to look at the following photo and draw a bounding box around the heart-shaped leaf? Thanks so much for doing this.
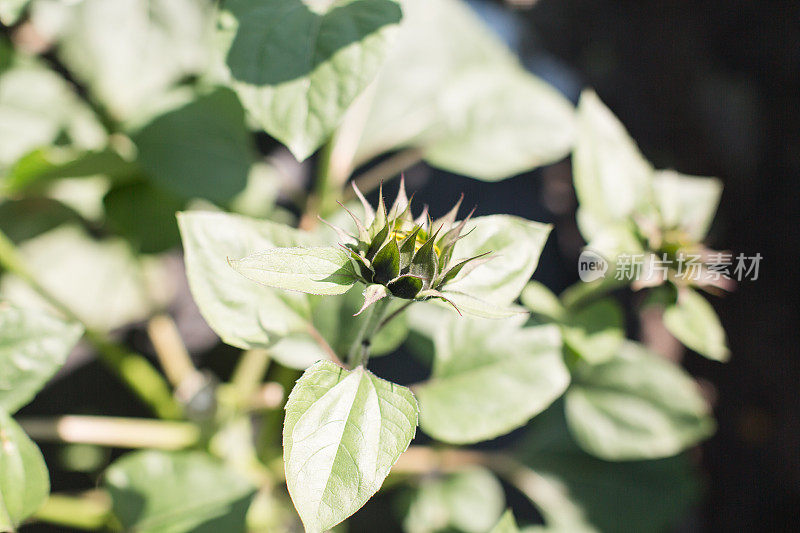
[284,360,417,532]
[415,320,569,443]
[221,0,403,160]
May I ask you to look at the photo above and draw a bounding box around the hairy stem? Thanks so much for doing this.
[0,229,182,419]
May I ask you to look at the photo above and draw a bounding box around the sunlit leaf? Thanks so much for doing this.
[0,304,83,414]
[220,0,403,160]
[653,170,722,242]
[561,298,624,365]
[416,320,568,443]
[565,341,715,460]
[0,409,49,532]
[104,450,255,533]
[284,360,417,532]
[663,288,729,362]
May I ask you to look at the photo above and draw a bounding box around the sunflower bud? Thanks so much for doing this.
[325,179,490,314]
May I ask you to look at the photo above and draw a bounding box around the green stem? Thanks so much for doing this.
[230,349,271,403]
[0,229,182,419]
[33,492,111,531]
[347,298,393,368]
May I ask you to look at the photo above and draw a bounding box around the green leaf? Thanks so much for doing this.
[0,409,50,532]
[520,281,565,322]
[43,0,214,119]
[4,145,139,194]
[177,211,318,363]
[565,341,715,460]
[490,511,521,533]
[573,90,654,236]
[221,0,403,160]
[561,298,624,365]
[0,305,83,414]
[653,170,722,242]
[0,225,161,332]
[229,247,356,296]
[517,404,700,533]
[403,467,505,533]
[423,62,575,181]
[415,320,569,443]
[0,198,82,244]
[103,181,185,254]
[104,450,255,533]
[132,88,255,203]
[0,0,29,25]
[663,288,729,361]
[444,215,551,305]
[434,290,526,319]
[0,60,105,171]
[349,0,573,180]
[283,360,418,532]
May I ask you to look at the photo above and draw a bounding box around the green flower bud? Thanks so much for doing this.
[327,178,490,314]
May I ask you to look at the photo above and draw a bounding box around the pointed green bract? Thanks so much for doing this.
[0,305,83,414]
[489,511,520,533]
[284,360,418,532]
[0,410,49,531]
[229,247,357,296]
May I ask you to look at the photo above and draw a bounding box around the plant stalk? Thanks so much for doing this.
[0,229,182,419]
[347,297,393,368]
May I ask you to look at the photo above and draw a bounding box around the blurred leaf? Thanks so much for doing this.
[133,88,255,203]
[349,0,573,180]
[434,290,527,319]
[0,304,83,414]
[404,467,505,533]
[103,181,185,254]
[229,162,282,219]
[573,90,653,240]
[519,281,565,322]
[0,410,49,532]
[1,225,157,331]
[220,0,403,160]
[4,145,139,194]
[565,341,715,460]
[516,404,700,533]
[45,0,214,119]
[423,63,574,180]
[0,0,30,25]
[490,511,521,533]
[229,247,356,296]
[663,288,729,362]
[284,360,417,532]
[0,198,82,244]
[177,211,321,367]
[561,298,624,365]
[0,60,104,170]
[653,170,722,242]
[445,215,551,305]
[416,320,568,443]
[104,450,255,533]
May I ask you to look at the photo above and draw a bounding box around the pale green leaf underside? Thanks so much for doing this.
[663,288,729,362]
[0,409,49,531]
[177,211,317,359]
[284,360,417,532]
[573,90,653,227]
[561,298,624,365]
[230,246,356,296]
[565,341,715,460]
[520,281,565,322]
[104,450,255,533]
[0,305,83,414]
[445,215,551,305]
[653,170,722,242]
[222,0,403,160]
[416,322,569,443]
